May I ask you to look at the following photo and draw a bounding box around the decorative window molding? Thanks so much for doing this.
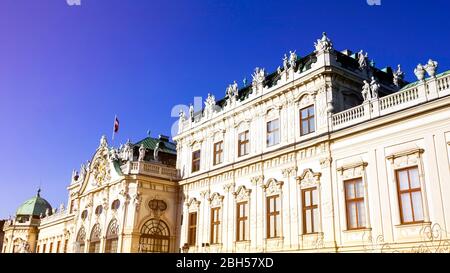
[185,197,201,212]
[208,192,224,208]
[337,161,368,180]
[262,178,284,196]
[386,148,424,169]
[386,148,429,225]
[233,185,252,202]
[297,168,321,189]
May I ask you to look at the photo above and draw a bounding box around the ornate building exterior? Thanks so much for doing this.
[2,33,450,253]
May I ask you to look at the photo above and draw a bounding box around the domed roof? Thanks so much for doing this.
[16,189,52,217]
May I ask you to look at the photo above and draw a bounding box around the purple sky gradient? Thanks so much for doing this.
[0,0,449,218]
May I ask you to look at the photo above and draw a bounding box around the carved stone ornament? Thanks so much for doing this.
[337,162,368,180]
[386,148,424,169]
[297,169,322,189]
[185,197,201,212]
[262,179,284,196]
[233,185,252,202]
[90,153,111,187]
[208,192,225,207]
[281,166,298,178]
[250,175,264,186]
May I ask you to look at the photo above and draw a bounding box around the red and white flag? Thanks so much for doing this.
[112,115,119,141]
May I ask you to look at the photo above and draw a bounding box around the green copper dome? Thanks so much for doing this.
[16,189,52,217]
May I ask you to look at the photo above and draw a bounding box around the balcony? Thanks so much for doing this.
[120,161,180,181]
[331,71,450,131]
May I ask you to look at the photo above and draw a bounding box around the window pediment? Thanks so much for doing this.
[185,197,201,211]
[386,148,424,169]
[262,179,284,196]
[208,192,224,207]
[297,168,321,189]
[337,161,368,180]
[233,185,252,202]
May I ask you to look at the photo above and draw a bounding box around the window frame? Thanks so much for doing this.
[191,150,201,173]
[266,195,281,239]
[238,130,250,157]
[301,187,319,234]
[396,166,425,225]
[266,118,280,147]
[299,105,315,136]
[213,141,224,166]
[187,212,197,246]
[236,201,249,242]
[210,207,221,244]
[344,178,366,230]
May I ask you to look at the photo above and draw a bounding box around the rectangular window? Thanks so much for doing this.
[302,187,319,234]
[36,245,40,253]
[344,178,366,230]
[236,201,249,241]
[42,244,46,253]
[191,150,201,173]
[267,119,280,147]
[49,242,53,253]
[266,195,281,238]
[396,166,424,224]
[56,241,61,253]
[300,105,315,136]
[238,130,250,157]
[213,141,224,165]
[188,212,197,246]
[210,207,221,244]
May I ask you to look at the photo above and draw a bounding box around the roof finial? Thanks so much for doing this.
[37,188,41,197]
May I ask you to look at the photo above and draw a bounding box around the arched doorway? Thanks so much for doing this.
[76,227,86,253]
[105,219,119,253]
[139,219,170,253]
[88,224,101,253]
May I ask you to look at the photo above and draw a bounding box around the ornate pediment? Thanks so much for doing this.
[185,197,201,211]
[262,179,284,196]
[297,168,321,189]
[233,185,252,202]
[208,192,224,207]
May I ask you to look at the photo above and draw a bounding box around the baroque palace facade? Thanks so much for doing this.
[2,33,450,253]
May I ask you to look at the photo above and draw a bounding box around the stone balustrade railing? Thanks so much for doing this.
[331,71,450,131]
[40,210,71,225]
[121,161,180,180]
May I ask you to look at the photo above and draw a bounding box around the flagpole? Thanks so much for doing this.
[112,114,117,144]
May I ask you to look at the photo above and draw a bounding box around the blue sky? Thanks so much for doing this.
[0,0,449,217]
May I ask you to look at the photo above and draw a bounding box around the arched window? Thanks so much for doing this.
[88,224,101,253]
[95,205,103,216]
[111,199,120,211]
[105,219,119,253]
[139,219,170,253]
[76,227,86,253]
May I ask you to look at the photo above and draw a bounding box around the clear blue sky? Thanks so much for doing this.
[0,0,449,218]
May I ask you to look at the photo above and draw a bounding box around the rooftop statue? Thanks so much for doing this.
[358,50,369,70]
[179,108,186,122]
[251,67,266,95]
[362,80,372,101]
[393,64,404,87]
[289,50,298,70]
[189,103,194,121]
[370,77,380,99]
[100,135,107,148]
[283,54,288,71]
[110,148,118,161]
[414,63,426,81]
[138,144,146,161]
[424,59,438,77]
[314,32,333,52]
